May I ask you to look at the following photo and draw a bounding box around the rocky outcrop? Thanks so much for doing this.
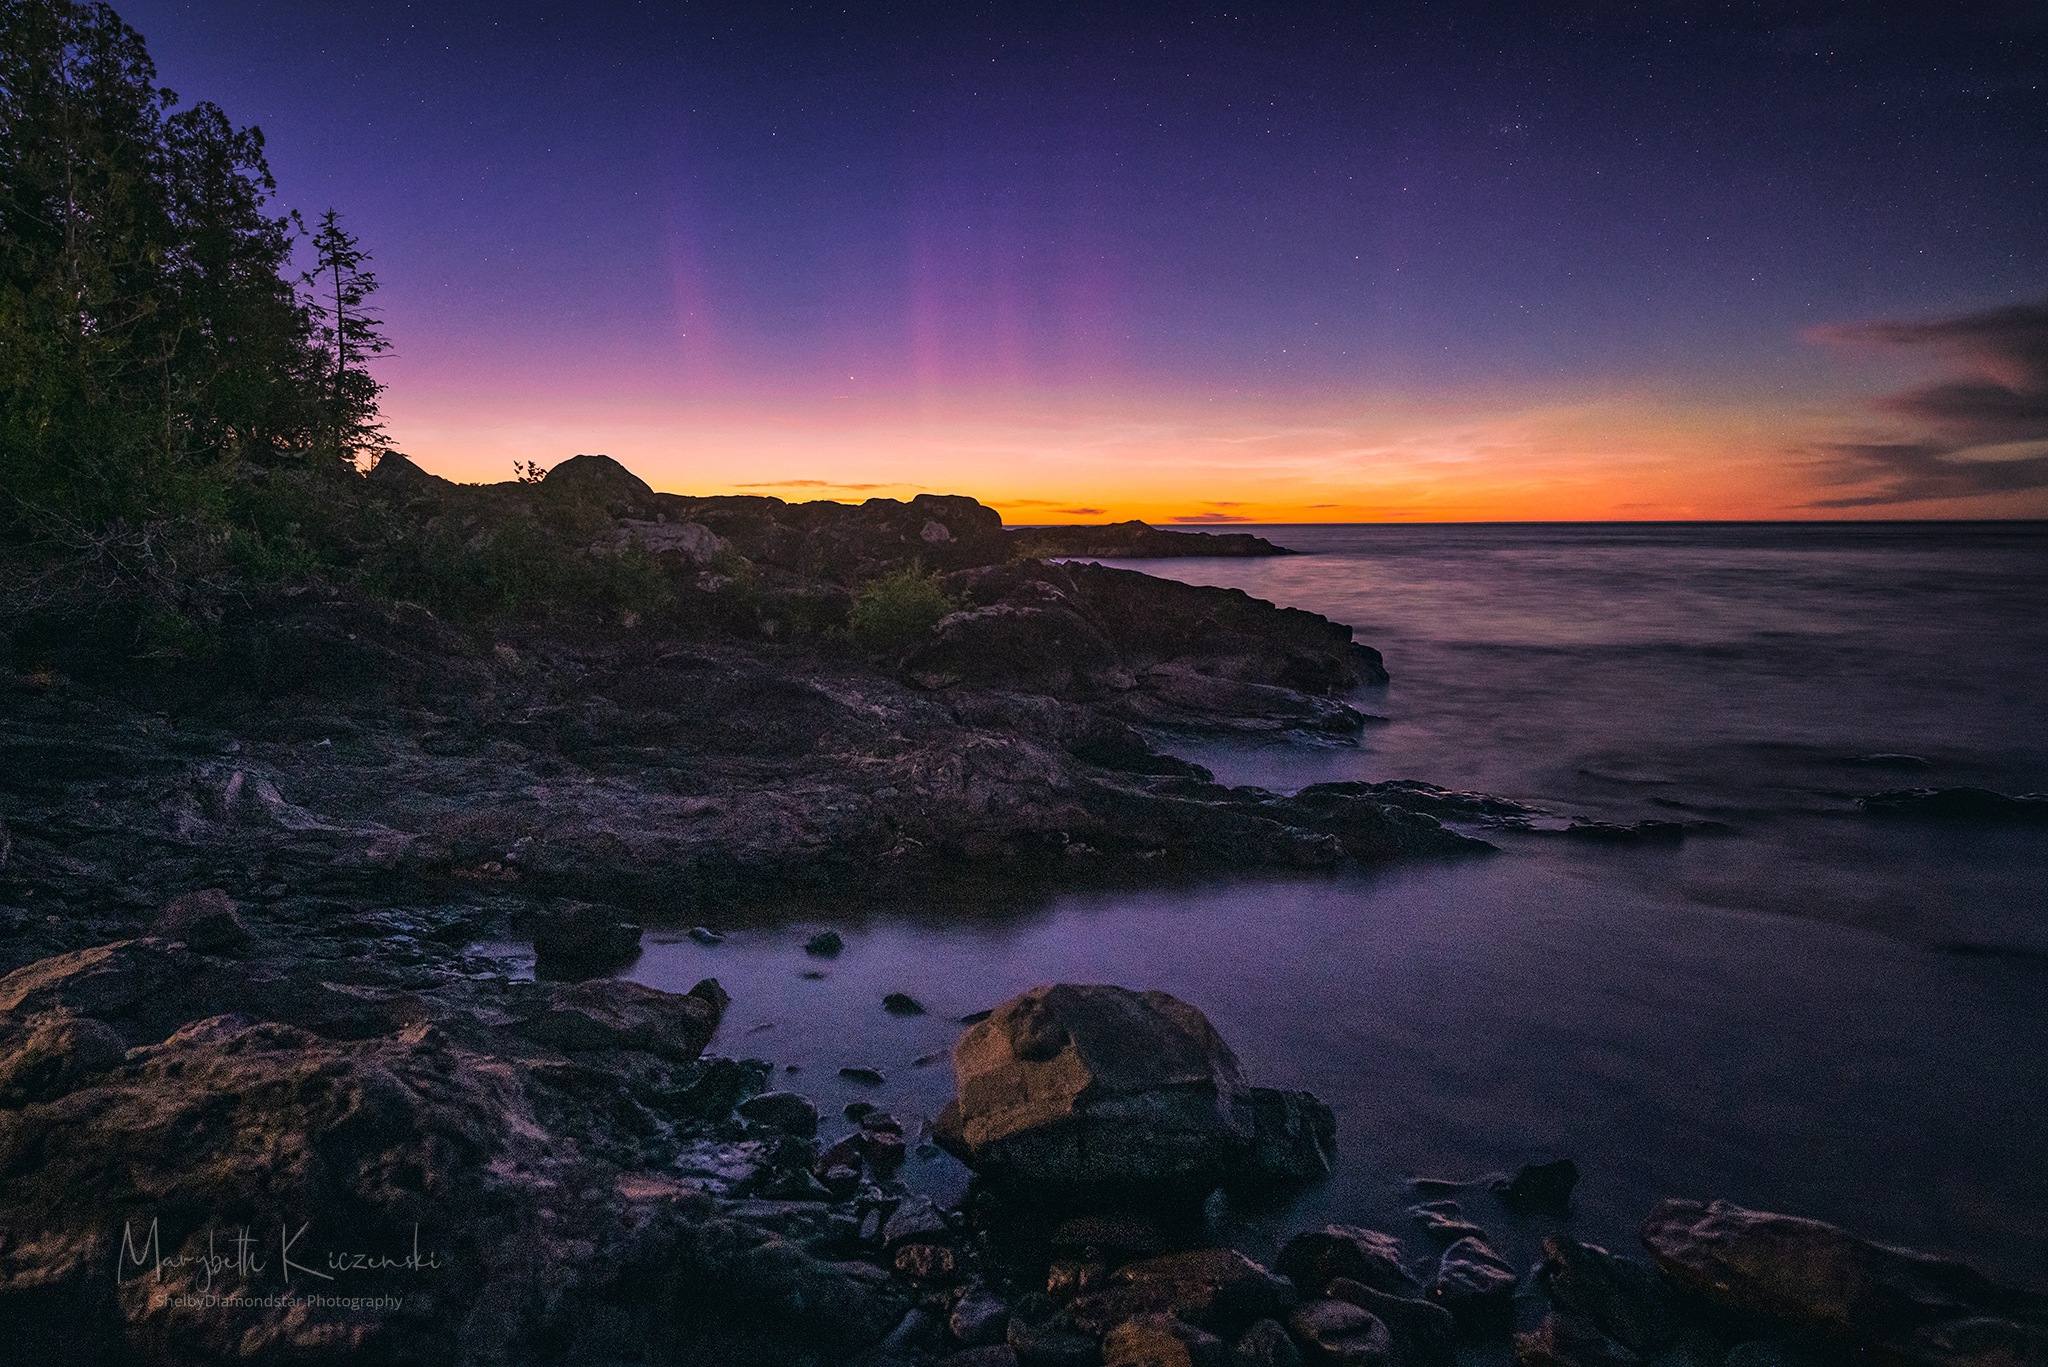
[1641,1199,2048,1366]
[933,984,1334,1203]
[1857,787,2048,824]
[1008,521,1298,560]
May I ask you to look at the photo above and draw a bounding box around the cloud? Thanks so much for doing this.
[1808,300,2048,507]
[1172,512,1253,523]
[1058,507,1107,516]
[733,479,897,491]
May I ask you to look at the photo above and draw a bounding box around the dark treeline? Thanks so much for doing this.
[0,0,397,644]
[0,1,697,654]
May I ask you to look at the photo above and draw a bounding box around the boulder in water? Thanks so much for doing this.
[933,983,1334,1202]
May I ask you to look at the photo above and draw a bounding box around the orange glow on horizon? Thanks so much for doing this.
[379,387,2048,524]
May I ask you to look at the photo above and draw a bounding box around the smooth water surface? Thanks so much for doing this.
[628,523,2048,1282]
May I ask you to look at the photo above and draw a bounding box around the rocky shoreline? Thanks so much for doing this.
[2,460,2042,1363]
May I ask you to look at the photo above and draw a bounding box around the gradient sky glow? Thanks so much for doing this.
[122,0,2048,520]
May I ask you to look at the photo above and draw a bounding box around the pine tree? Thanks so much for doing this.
[304,208,389,469]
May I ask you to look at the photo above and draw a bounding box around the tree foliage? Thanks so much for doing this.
[0,0,384,617]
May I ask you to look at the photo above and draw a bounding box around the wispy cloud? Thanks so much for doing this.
[1807,300,2048,507]
[733,479,899,491]
[1172,511,1253,523]
[1059,507,1107,516]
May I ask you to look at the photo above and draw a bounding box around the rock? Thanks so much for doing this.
[688,925,725,945]
[1515,1312,1643,1367]
[152,888,251,952]
[1723,1342,1824,1367]
[882,1305,950,1358]
[1243,1085,1337,1186]
[513,976,727,1061]
[1429,1236,1518,1329]
[882,1195,949,1249]
[1641,1198,2048,1366]
[1496,1159,1579,1215]
[1232,1318,1305,1367]
[934,984,1332,1201]
[1408,1201,1485,1244]
[0,1009,128,1105]
[1069,1249,1298,1340]
[953,1284,1015,1346]
[1323,1280,1455,1366]
[1276,1227,1421,1299]
[1010,1293,1105,1367]
[1539,1237,1676,1352]
[845,1099,879,1122]
[530,901,642,976]
[0,936,191,1034]
[736,1090,819,1137]
[897,1241,963,1283]
[884,992,927,1015]
[540,451,655,505]
[1286,1299,1397,1366]
[807,929,845,956]
[840,1065,886,1085]
[1009,522,1299,560]
[1103,1313,1230,1367]
[941,1349,1023,1367]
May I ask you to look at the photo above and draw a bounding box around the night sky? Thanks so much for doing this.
[120,0,2048,520]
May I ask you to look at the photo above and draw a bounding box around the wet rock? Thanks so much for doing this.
[1539,1237,1677,1351]
[1276,1226,1421,1299]
[1323,1280,1455,1366]
[1641,1198,2048,1366]
[1495,1159,1579,1215]
[1049,1260,1112,1300]
[896,1241,963,1283]
[1068,1249,1298,1340]
[0,1009,127,1105]
[1232,1318,1305,1367]
[1514,1312,1643,1367]
[1429,1236,1518,1329]
[737,1090,819,1137]
[513,976,727,1061]
[1408,1201,1485,1244]
[1243,1085,1337,1186]
[882,1305,951,1358]
[841,1065,887,1085]
[153,888,251,952]
[934,984,1333,1201]
[688,925,725,945]
[1052,1211,1179,1259]
[953,1284,1015,1346]
[1103,1313,1230,1367]
[884,992,927,1015]
[807,929,845,957]
[882,1195,949,1249]
[530,901,642,976]
[1287,1299,1396,1366]
[1010,1293,1105,1367]
[941,1348,1024,1367]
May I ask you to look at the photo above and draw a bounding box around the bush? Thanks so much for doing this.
[847,564,955,648]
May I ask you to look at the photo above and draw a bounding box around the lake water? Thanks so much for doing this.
[628,522,2048,1285]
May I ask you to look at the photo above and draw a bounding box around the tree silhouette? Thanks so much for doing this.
[304,208,389,468]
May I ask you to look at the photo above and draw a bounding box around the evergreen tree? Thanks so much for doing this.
[0,0,353,551]
[304,208,388,469]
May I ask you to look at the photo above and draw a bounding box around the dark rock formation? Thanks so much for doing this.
[1101,1313,1230,1367]
[1322,1280,1456,1366]
[1286,1299,1396,1366]
[152,888,251,952]
[1068,1250,1299,1340]
[1641,1199,2048,1366]
[1513,1312,1644,1367]
[1857,787,2048,824]
[1428,1236,1519,1329]
[1537,1237,1676,1352]
[1008,521,1298,560]
[1276,1227,1422,1300]
[934,985,1335,1203]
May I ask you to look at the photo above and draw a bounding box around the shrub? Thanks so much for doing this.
[847,564,955,648]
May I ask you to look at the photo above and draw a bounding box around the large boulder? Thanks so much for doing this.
[933,984,1333,1202]
[1641,1199,2048,1366]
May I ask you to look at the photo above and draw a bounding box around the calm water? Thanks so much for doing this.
[626,523,2048,1284]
